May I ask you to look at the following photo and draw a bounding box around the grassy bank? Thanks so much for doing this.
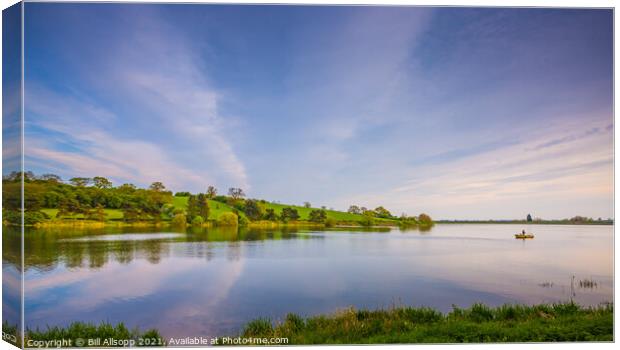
[4,303,611,346]
[240,302,613,344]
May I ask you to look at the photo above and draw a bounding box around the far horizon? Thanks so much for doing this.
[13,4,613,220]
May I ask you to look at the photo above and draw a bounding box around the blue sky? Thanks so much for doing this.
[21,4,613,219]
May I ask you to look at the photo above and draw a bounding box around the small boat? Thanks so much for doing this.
[515,233,534,239]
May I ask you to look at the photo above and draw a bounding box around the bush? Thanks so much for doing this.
[218,212,239,226]
[360,214,375,227]
[191,215,204,226]
[171,213,187,226]
[418,213,433,226]
[24,210,50,225]
[325,217,337,228]
[263,208,278,221]
[244,199,265,221]
[238,215,249,226]
[280,207,300,222]
[308,209,327,223]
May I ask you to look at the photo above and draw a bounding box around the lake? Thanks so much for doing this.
[2,224,613,339]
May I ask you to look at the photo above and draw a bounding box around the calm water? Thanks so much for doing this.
[3,224,613,338]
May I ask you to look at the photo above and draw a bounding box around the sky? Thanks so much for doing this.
[18,4,613,220]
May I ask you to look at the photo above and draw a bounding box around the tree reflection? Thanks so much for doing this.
[4,225,313,271]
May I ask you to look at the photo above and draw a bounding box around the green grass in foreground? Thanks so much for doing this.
[4,303,611,346]
[240,302,613,344]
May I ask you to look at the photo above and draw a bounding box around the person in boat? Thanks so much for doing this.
[521,229,526,235]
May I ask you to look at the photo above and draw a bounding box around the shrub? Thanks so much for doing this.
[360,214,375,227]
[418,213,433,226]
[171,213,187,226]
[263,208,278,221]
[325,217,337,228]
[218,212,239,226]
[191,215,204,226]
[244,199,265,221]
[308,209,327,223]
[238,215,249,226]
[280,207,300,222]
[24,211,50,225]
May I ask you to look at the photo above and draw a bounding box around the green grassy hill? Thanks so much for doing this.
[173,196,398,224]
[263,202,397,224]
[41,197,400,225]
[172,196,247,220]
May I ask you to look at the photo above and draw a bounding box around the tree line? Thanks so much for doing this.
[2,171,433,227]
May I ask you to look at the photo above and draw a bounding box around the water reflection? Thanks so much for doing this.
[3,226,320,271]
[8,224,613,339]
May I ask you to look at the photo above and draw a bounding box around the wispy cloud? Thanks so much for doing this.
[23,5,612,218]
[336,116,612,219]
[25,8,248,190]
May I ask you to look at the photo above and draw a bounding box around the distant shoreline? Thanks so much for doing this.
[436,220,613,225]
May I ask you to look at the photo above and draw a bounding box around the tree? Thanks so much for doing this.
[228,187,245,200]
[197,193,210,221]
[348,205,361,214]
[360,213,375,227]
[118,183,137,193]
[149,182,166,192]
[206,186,217,199]
[172,213,187,226]
[186,195,199,222]
[88,204,106,222]
[70,177,91,187]
[526,214,533,222]
[57,197,81,218]
[244,199,264,221]
[39,173,62,183]
[263,208,278,221]
[186,194,210,223]
[363,210,376,217]
[92,176,113,189]
[191,215,204,226]
[374,206,392,218]
[418,213,433,226]
[218,212,239,226]
[121,202,142,222]
[280,207,300,222]
[303,202,311,208]
[308,209,327,223]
